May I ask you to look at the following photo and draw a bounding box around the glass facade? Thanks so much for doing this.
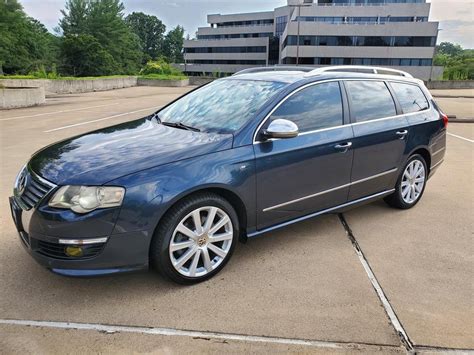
[282,57,432,66]
[185,46,267,54]
[318,0,425,5]
[216,19,273,27]
[197,33,273,40]
[294,16,427,24]
[187,60,267,65]
[275,16,288,37]
[284,35,435,47]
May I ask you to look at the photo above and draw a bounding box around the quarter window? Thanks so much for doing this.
[269,82,343,132]
[345,81,397,122]
[391,82,429,113]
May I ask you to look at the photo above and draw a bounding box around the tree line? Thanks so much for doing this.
[434,42,474,80]
[0,0,185,77]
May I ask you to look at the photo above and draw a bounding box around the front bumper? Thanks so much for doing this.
[9,196,150,277]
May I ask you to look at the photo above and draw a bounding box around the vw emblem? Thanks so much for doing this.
[16,170,27,195]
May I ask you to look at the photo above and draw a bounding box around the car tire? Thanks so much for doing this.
[384,154,428,210]
[150,192,239,284]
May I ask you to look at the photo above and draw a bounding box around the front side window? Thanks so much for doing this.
[390,82,429,113]
[345,81,396,122]
[158,79,286,133]
[269,82,343,132]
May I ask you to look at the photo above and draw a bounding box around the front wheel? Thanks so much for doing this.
[384,154,428,209]
[150,193,239,284]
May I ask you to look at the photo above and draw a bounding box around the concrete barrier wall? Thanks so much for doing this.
[0,77,138,94]
[189,77,215,86]
[0,87,45,109]
[137,78,189,87]
[426,80,474,90]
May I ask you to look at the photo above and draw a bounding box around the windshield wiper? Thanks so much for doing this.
[162,121,201,132]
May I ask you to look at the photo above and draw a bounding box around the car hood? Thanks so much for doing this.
[30,117,233,185]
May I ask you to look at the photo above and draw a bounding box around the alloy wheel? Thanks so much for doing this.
[169,206,233,278]
[401,159,426,204]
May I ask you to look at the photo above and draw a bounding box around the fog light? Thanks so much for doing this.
[65,246,83,257]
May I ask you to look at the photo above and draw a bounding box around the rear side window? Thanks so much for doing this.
[390,82,429,113]
[345,81,396,122]
[269,81,343,132]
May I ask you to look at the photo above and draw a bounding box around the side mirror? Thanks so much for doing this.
[263,119,299,139]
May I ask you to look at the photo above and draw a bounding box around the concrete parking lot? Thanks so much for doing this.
[0,87,473,354]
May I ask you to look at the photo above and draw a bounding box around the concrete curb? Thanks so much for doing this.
[0,87,45,109]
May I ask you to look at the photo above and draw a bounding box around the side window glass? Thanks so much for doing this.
[345,81,397,122]
[270,82,343,132]
[390,82,429,113]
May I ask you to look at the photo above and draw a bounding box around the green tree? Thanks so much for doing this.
[436,42,463,57]
[434,42,474,80]
[60,34,117,76]
[163,25,185,63]
[0,0,58,74]
[59,0,142,76]
[126,12,166,62]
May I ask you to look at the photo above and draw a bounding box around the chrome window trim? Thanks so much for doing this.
[253,78,431,144]
[263,168,397,212]
[253,79,343,143]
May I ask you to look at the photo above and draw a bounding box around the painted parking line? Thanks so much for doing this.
[447,133,474,143]
[0,319,399,351]
[44,106,162,133]
[0,103,120,121]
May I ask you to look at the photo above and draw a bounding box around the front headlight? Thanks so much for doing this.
[49,186,125,214]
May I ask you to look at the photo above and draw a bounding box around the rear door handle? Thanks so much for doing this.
[396,130,408,139]
[334,142,352,152]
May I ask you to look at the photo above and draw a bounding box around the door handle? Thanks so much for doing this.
[334,142,352,152]
[396,130,408,139]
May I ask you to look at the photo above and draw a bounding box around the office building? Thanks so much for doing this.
[181,0,441,80]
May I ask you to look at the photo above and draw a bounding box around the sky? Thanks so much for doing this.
[21,0,474,48]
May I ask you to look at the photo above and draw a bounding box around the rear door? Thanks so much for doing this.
[344,80,409,201]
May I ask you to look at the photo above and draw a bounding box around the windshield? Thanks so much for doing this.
[157,79,286,133]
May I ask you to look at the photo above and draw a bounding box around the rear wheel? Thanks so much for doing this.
[384,154,428,209]
[150,193,238,284]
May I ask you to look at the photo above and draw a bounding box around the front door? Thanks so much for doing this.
[343,80,409,201]
[254,81,354,230]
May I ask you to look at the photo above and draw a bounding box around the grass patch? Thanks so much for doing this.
[139,74,187,81]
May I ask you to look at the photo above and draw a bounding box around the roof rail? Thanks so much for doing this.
[305,66,413,78]
[233,66,315,76]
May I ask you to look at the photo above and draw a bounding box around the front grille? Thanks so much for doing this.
[17,170,56,210]
[36,240,105,260]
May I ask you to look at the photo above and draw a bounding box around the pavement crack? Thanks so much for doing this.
[338,213,415,353]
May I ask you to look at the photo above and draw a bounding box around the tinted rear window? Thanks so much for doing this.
[390,82,429,114]
[345,81,396,122]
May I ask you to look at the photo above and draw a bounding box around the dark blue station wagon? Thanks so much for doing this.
[10,66,447,284]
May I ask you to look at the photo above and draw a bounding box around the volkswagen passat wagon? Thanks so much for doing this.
[10,66,447,284]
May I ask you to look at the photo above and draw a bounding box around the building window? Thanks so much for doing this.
[275,16,288,37]
[281,57,432,66]
[186,46,267,54]
[283,35,435,48]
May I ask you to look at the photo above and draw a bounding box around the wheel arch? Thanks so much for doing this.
[408,147,431,174]
[152,185,249,244]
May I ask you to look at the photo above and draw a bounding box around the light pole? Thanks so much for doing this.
[429,28,442,82]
